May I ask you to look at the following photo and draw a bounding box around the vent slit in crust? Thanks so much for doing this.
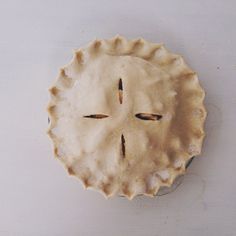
[135,113,162,121]
[83,114,109,119]
[121,134,126,158]
[118,78,123,104]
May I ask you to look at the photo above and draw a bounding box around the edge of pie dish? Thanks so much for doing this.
[47,35,207,199]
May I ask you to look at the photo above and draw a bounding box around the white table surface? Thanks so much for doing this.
[1,0,236,235]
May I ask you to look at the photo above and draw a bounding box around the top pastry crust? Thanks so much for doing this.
[47,36,206,199]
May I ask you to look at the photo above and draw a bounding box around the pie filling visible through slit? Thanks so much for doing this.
[47,36,206,199]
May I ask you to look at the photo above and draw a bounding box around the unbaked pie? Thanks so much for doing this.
[47,36,206,199]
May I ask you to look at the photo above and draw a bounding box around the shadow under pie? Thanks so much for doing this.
[157,156,195,196]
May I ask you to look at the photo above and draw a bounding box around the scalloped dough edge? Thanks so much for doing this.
[47,35,207,200]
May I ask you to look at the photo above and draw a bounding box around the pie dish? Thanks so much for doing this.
[47,36,206,199]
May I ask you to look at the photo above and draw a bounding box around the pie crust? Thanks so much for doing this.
[47,36,206,199]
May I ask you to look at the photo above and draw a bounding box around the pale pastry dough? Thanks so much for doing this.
[47,36,206,199]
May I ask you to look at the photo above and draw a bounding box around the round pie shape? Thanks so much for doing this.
[47,36,206,199]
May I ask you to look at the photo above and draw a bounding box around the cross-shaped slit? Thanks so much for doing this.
[82,78,162,160]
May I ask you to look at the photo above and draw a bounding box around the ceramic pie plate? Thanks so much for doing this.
[47,36,206,199]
